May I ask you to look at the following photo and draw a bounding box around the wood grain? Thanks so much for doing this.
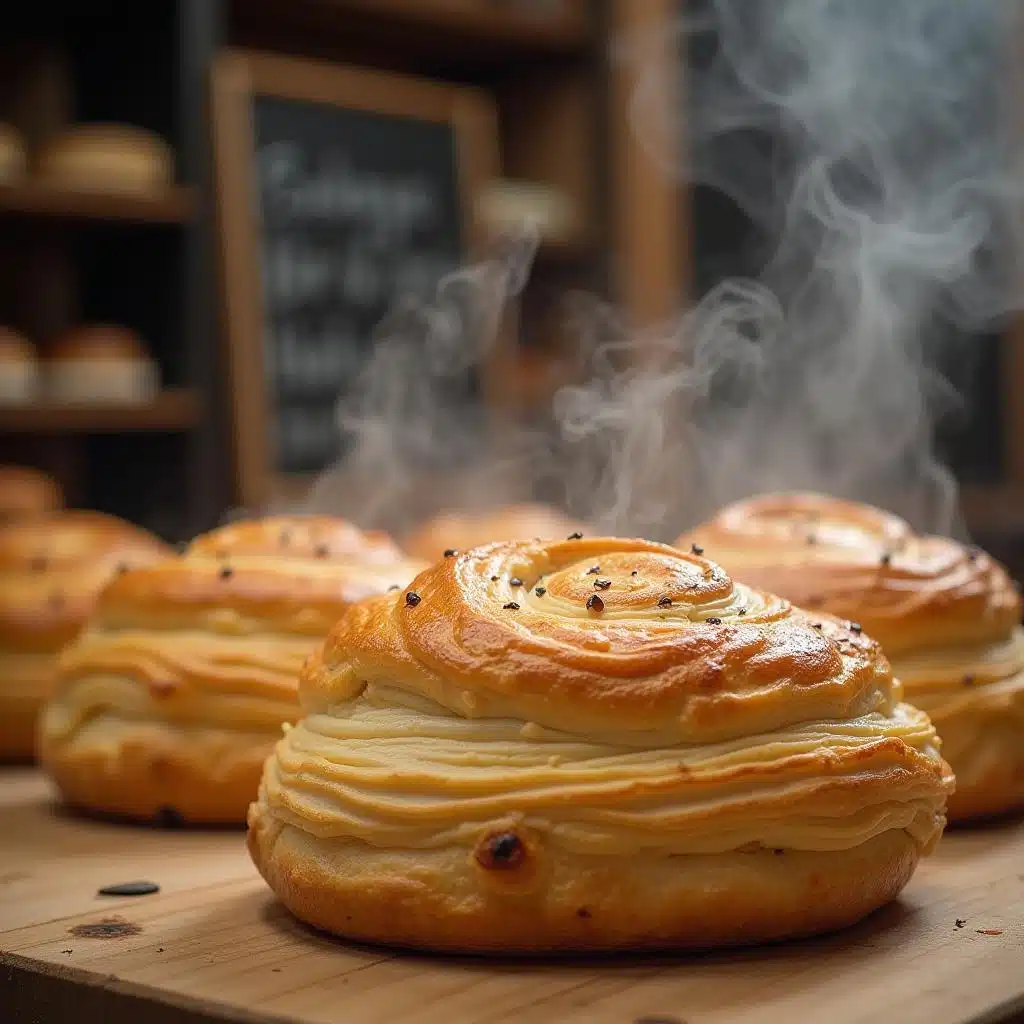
[0,183,195,224]
[0,391,202,434]
[1,768,1022,1024]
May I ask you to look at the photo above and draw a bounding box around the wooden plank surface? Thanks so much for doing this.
[1,767,1022,1024]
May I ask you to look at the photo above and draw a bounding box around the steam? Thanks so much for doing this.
[294,0,1018,545]
[300,229,545,536]
[558,0,1019,538]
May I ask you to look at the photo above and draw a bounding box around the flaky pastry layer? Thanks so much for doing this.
[39,515,423,822]
[681,494,1024,820]
[250,537,952,951]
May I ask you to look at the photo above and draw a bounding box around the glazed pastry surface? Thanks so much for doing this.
[250,536,951,952]
[682,492,1024,820]
[39,516,424,821]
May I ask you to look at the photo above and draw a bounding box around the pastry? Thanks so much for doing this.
[39,516,426,823]
[681,493,1024,822]
[0,327,40,404]
[0,466,63,523]
[249,536,951,952]
[404,503,584,562]
[36,123,173,195]
[0,512,170,760]
[44,324,159,404]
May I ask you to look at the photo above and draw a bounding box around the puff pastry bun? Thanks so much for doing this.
[681,492,1024,822]
[249,536,951,952]
[0,512,169,760]
[404,503,585,562]
[39,516,425,823]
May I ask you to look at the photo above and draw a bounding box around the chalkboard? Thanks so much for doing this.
[212,51,499,506]
[254,97,464,475]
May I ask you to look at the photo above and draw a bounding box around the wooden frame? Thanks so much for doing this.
[211,48,499,509]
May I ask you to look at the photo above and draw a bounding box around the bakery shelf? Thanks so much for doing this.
[0,183,196,224]
[0,390,201,433]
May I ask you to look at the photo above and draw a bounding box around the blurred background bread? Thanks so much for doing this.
[44,324,159,404]
[0,122,27,184]
[36,123,173,195]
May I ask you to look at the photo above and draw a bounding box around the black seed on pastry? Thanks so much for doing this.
[567,531,583,540]
[405,591,421,607]
[219,566,233,579]
[690,543,704,555]
[535,586,546,596]
[475,831,525,870]
[962,674,975,687]
[156,806,184,828]
[706,616,722,625]
[586,594,604,612]
[658,596,672,608]
[586,565,601,575]
[443,548,458,558]
[738,608,747,615]
[595,578,612,590]
[773,849,785,855]
[503,602,520,610]
[388,584,400,591]
[98,881,160,897]
[491,575,499,582]
[510,577,523,587]
[955,918,966,928]
[576,907,592,919]
[631,570,638,576]
[314,544,329,558]
[880,552,892,566]
[116,562,129,575]
[967,546,980,562]
[812,622,823,630]
[849,621,862,633]
[806,533,817,545]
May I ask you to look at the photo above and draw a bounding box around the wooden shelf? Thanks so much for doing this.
[0,183,196,224]
[234,0,592,58]
[0,390,202,433]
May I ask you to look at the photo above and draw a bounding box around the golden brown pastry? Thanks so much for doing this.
[404,503,585,562]
[0,326,39,405]
[249,536,951,953]
[0,512,170,760]
[39,516,426,823]
[680,492,1024,822]
[0,466,63,523]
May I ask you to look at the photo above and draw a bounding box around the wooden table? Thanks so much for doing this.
[1,767,1022,1024]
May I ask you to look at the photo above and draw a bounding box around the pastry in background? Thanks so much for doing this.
[0,466,63,523]
[0,123,27,184]
[404,503,585,562]
[0,512,170,760]
[36,123,173,195]
[249,537,951,952]
[44,325,159,404]
[0,327,40,404]
[680,492,1024,822]
[39,516,426,824]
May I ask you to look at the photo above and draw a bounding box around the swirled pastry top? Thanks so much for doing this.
[94,516,426,639]
[306,537,900,745]
[679,493,1021,657]
[404,504,585,562]
[0,511,171,651]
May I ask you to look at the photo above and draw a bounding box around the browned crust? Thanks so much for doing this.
[0,702,41,761]
[40,722,273,825]
[247,806,921,953]
[0,466,62,523]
